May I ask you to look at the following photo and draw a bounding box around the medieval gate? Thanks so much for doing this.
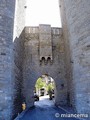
[22,24,67,108]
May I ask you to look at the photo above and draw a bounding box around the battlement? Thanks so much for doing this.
[25,25,62,35]
[24,24,63,62]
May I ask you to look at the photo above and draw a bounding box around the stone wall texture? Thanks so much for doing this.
[59,0,75,108]
[13,0,26,119]
[23,25,67,108]
[39,24,53,60]
[60,0,90,115]
[0,0,15,119]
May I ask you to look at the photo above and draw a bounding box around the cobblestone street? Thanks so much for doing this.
[19,96,80,120]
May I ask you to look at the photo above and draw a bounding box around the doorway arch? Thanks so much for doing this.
[34,75,56,106]
[22,69,67,108]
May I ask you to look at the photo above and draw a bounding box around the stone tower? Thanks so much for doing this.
[59,0,90,114]
[0,0,15,119]
[22,25,67,108]
[0,0,26,119]
[13,0,26,119]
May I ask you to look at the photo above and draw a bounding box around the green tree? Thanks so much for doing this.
[46,83,54,92]
[35,77,46,95]
[46,83,54,100]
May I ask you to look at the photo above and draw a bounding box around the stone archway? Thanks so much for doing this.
[22,25,67,108]
[34,75,56,106]
[22,70,67,108]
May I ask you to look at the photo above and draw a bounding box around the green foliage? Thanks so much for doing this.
[35,77,46,90]
[46,83,54,92]
[35,77,55,96]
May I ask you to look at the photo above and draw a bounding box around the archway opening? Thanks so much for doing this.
[34,74,56,107]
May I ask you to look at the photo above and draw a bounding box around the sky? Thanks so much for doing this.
[25,0,61,27]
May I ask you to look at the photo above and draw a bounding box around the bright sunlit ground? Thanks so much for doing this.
[35,95,55,107]
[25,0,61,27]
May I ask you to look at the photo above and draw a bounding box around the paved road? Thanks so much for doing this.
[19,96,80,120]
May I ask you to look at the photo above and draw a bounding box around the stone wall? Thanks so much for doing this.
[13,0,26,118]
[0,0,15,120]
[59,0,75,108]
[39,24,52,60]
[13,30,25,119]
[60,0,90,115]
[22,25,67,108]
[14,0,26,39]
